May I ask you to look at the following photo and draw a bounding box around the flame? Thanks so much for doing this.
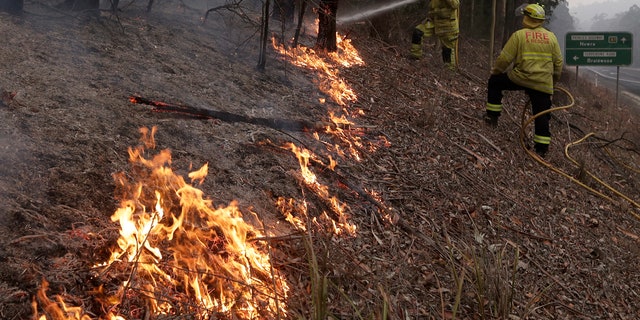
[271,30,373,233]
[272,34,362,107]
[283,143,356,235]
[272,31,375,162]
[32,280,91,320]
[33,28,390,320]
[34,127,288,319]
[97,127,288,318]
[275,197,308,231]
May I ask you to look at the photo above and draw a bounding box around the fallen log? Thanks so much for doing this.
[130,95,326,132]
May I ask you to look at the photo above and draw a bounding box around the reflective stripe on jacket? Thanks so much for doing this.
[492,27,563,94]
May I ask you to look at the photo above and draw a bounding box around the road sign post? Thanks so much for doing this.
[565,32,633,106]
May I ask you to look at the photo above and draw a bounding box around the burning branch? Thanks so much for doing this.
[130,95,327,132]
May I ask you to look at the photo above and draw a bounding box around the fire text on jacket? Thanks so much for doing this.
[525,31,550,44]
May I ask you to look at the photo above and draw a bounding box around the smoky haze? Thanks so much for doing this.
[567,0,637,30]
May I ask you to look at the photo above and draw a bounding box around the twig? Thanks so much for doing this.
[433,78,468,101]
[454,141,488,164]
[249,232,304,242]
[477,132,502,154]
[499,223,553,243]
[9,234,54,245]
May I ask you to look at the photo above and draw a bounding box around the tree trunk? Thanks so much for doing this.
[273,0,295,26]
[257,0,271,71]
[293,0,308,47]
[496,0,506,45]
[502,0,519,46]
[315,0,338,52]
[489,0,496,66]
[461,0,492,38]
[0,0,23,15]
[56,0,99,12]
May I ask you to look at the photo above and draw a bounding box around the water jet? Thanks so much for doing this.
[337,0,421,25]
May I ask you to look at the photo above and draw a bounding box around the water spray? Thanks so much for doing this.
[337,0,421,25]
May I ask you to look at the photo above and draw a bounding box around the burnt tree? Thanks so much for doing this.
[272,0,295,26]
[0,0,23,14]
[315,0,338,52]
[257,0,271,71]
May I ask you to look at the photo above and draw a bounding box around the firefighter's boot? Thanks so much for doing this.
[534,143,549,158]
[484,109,500,128]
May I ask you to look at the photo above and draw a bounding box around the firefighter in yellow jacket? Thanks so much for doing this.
[410,0,460,69]
[485,4,563,157]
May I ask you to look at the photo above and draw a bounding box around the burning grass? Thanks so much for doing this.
[32,27,380,320]
[33,127,289,320]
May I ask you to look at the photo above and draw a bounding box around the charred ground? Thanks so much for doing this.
[0,1,639,319]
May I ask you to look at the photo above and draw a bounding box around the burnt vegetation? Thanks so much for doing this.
[0,0,639,319]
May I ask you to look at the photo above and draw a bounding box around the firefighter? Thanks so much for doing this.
[410,0,460,70]
[485,3,563,157]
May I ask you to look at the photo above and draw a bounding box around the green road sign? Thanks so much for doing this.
[565,32,633,66]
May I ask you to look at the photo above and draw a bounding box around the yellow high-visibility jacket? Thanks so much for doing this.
[492,27,563,94]
[428,0,459,37]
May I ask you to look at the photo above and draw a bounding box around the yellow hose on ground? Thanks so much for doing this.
[519,86,640,218]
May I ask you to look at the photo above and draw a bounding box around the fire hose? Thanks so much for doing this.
[519,86,640,218]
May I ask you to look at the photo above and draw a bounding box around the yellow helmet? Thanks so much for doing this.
[523,3,545,20]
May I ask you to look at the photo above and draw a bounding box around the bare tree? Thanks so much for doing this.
[257,0,271,70]
[315,0,338,52]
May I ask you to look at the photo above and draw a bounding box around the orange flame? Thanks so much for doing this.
[272,32,371,162]
[33,280,92,320]
[275,197,308,231]
[283,143,356,235]
[94,127,288,318]
[272,34,362,107]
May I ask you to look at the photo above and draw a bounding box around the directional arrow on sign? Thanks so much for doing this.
[621,37,627,44]
[573,55,580,61]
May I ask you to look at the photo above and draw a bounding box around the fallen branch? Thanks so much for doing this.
[477,132,502,154]
[454,141,488,165]
[130,95,325,132]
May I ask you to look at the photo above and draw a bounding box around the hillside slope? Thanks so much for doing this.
[0,1,638,319]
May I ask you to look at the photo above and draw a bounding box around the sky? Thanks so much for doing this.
[567,0,605,7]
